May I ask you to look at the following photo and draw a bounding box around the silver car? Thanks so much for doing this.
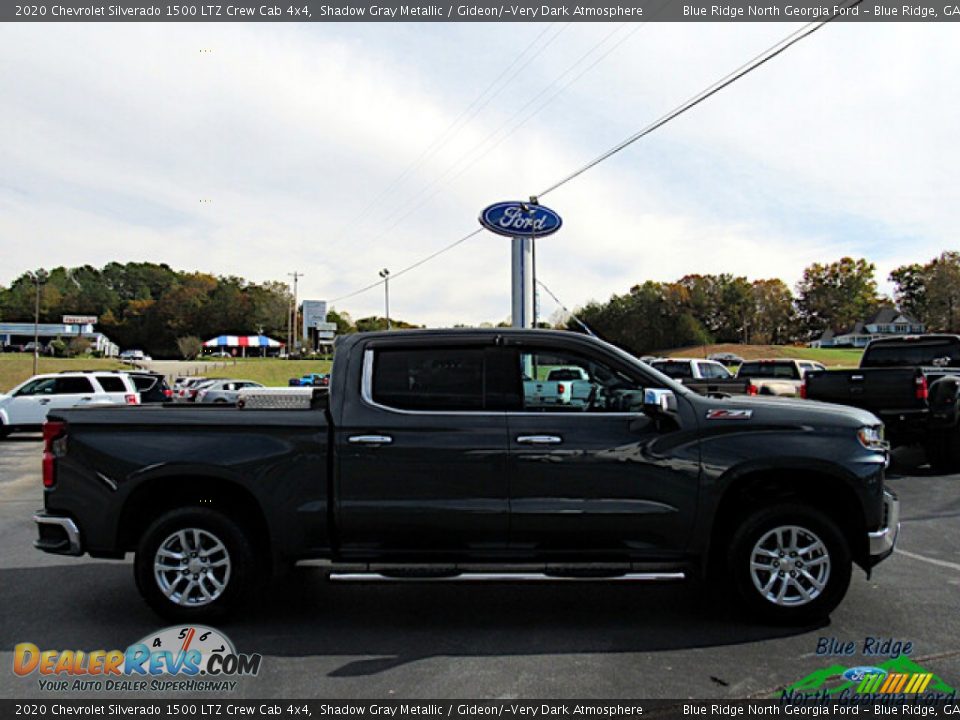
[195,380,264,404]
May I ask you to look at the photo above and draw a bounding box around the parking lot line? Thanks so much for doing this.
[895,547,960,573]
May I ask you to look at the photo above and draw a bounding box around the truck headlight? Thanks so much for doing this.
[857,425,889,451]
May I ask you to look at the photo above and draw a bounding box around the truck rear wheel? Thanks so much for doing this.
[728,503,851,624]
[134,507,256,621]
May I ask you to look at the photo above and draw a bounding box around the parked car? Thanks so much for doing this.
[804,334,960,470]
[182,379,215,402]
[736,359,825,397]
[708,352,745,366]
[288,373,331,388]
[174,377,209,401]
[36,329,897,624]
[119,349,152,363]
[0,371,139,438]
[2,344,26,353]
[522,364,594,408]
[649,358,750,396]
[126,372,173,404]
[196,380,264,404]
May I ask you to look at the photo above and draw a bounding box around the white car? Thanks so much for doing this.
[0,372,140,438]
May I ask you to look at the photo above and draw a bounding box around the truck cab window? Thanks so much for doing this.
[372,347,485,411]
[519,350,645,413]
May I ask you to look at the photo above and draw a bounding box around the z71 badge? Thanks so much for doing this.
[706,409,753,420]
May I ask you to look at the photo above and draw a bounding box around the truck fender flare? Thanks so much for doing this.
[928,374,960,423]
[697,457,866,564]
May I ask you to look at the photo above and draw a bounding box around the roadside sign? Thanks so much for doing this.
[62,315,98,325]
[315,321,338,332]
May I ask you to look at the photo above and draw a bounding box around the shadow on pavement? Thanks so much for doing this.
[0,563,822,677]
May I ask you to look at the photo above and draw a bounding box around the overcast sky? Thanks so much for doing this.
[1,21,957,326]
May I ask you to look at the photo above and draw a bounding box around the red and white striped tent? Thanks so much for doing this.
[202,335,284,356]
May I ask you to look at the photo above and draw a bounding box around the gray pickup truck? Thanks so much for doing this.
[35,329,898,624]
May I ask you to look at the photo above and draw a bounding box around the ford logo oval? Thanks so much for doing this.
[479,201,562,238]
[843,666,887,682]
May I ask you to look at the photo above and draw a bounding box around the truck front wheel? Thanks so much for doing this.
[134,507,256,620]
[728,504,851,624]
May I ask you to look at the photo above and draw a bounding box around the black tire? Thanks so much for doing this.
[727,503,851,625]
[134,507,257,621]
[0,420,8,440]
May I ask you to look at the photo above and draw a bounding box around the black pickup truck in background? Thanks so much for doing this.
[804,334,960,471]
[34,329,898,624]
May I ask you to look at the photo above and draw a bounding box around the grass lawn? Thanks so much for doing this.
[201,358,333,387]
[660,343,863,368]
[0,355,127,393]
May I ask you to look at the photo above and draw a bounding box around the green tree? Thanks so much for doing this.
[795,257,882,339]
[751,279,796,344]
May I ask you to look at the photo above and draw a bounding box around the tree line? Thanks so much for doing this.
[568,252,960,355]
[0,262,416,358]
[1,253,958,358]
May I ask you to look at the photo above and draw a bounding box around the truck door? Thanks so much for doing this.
[336,342,514,557]
[502,343,700,557]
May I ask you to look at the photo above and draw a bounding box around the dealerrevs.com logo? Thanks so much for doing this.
[13,626,261,692]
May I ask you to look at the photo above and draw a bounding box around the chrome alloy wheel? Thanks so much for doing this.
[153,528,231,607]
[749,525,831,607]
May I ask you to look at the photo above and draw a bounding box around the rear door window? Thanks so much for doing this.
[53,377,95,395]
[372,347,486,411]
[96,376,127,393]
[739,362,800,379]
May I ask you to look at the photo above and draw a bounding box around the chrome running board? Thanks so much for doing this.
[328,571,685,583]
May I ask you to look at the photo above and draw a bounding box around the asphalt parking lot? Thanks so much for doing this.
[0,437,958,700]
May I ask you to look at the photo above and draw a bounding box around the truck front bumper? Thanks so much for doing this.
[34,511,82,556]
[867,490,900,565]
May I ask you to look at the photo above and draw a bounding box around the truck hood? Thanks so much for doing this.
[699,394,881,429]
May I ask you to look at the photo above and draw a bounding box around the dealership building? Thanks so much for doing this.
[0,322,119,356]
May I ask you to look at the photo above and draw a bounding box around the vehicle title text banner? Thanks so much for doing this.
[5,0,960,22]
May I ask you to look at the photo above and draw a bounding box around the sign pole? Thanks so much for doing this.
[511,237,534,328]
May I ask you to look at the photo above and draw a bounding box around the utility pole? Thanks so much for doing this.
[379,268,391,330]
[287,271,302,352]
[30,269,49,376]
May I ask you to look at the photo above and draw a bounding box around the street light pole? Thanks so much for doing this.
[30,269,48,376]
[287,271,303,353]
[379,269,391,330]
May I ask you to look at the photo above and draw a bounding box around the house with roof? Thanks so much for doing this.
[810,308,925,348]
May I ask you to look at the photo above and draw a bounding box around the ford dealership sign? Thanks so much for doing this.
[479,201,562,238]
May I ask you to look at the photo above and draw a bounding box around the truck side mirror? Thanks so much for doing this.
[643,388,677,415]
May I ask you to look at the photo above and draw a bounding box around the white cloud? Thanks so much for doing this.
[1,21,957,326]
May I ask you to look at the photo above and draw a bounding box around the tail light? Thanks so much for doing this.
[124,394,139,405]
[42,420,67,489]
[747,382,758,396]
[558,383,566,394]
[163,389,173,399]
[799,379,807,399]
[916,374,928,401]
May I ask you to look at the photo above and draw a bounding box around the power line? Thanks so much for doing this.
[329,7,857,309]
[536,278,597,337]
[326,23,563,248]
[345,22,640,254]
[330,229,483,303]
[538,4,862,198]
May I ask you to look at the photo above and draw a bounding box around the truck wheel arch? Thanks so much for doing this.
[706,467,869,574]
[118,476,272,570]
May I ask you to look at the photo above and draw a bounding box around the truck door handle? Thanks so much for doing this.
[38,399,51,405]
[348,434,393,445]
[516,435,563,445]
